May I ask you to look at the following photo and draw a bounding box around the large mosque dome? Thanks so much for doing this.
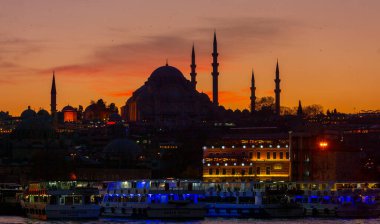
[148,65,188,84]
[123,64,214,127]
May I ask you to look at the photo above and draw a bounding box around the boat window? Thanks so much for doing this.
[73,196,82,205]
[49,196,57,205]
[65,196,73,205]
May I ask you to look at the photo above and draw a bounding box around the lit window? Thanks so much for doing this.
[266,167,271,175]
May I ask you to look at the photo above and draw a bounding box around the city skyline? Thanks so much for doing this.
[1,0,380,115]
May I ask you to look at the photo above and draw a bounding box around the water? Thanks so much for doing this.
[0,217,379,224]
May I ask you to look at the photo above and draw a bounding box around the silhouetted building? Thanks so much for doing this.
[123,65,214,127]
[62,105,78,122]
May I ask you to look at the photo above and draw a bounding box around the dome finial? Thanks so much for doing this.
[166,58,168,66]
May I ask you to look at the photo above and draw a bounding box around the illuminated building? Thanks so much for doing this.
[203,139,290,182]
[62,105,77,122]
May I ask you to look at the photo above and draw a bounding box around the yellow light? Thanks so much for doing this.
[203,174,289,178]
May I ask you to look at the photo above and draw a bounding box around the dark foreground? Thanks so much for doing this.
[0,216,380,224]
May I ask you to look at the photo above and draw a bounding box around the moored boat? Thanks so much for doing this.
[101,179,206,219]
[0,183,23,215]
[20,181,101,220]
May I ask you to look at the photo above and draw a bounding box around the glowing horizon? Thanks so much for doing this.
[1,0,379,116]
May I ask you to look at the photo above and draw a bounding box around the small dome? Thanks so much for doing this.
[21,106,36,120]
[104,138,142,161]
[62,105,75,111]
[37,109,50,117]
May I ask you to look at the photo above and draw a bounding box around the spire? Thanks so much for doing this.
[274,59,281,115]
[51,71,56,94]
[213,31,217,53]
[250,69,256,114]
[166,58,168,66]
[50,71,57,116]
[211,31,219,106]
[297,100,303,116]
[190,43,197,89]
[276,59,280,79]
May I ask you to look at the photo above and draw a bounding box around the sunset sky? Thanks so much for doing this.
[1,0,379,116]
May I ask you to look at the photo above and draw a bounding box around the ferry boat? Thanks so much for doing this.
[20,181,101,220]
[291,182,380,218]
[101,179,206,219]
[202,181,304,218]
[0,183,23,215]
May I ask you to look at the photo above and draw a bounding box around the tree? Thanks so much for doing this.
[256,96,274,111]
[303,104,324,117]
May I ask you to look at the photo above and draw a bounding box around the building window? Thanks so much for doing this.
[223,169,226,175]
[273,152,277,159]
[256,167,260,175]
[257,152,261,160]
[209,168,212,175]
[241,169,245,176]
[232,169,236,175]
[249,167,253,174]
[280,152,284,159]
[266,167,271,175]
[216,169,219,175]
[286,152,289,159]
[267,152,270,159]
[249,152,253,159]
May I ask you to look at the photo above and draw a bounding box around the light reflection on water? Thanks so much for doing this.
[0,217,380,224]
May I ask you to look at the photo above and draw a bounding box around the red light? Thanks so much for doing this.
[319,141,328,150]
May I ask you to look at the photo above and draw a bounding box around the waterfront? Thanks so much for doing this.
[0,217,380,224]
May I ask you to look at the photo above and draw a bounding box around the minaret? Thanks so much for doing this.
[51,71,57,116]
[250,69,256,113]
[211,32,219,106]
[274,59,281,115]
[190,44,197,89]
[297,100,303,117]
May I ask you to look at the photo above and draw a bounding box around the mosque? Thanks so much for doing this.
[121,32,282,127]
[19,32,283,127]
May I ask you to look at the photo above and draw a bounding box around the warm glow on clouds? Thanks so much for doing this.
[0,0,379,115]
